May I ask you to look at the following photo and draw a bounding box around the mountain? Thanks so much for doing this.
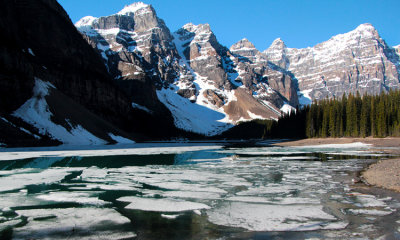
[264,23,400,103]
[1,1,399,146]
[76,3,298,135]
[0,0,187,147]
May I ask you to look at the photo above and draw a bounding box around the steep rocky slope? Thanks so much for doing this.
[0,0,181,147]
[77,3,298,135]
[264,24,400,102]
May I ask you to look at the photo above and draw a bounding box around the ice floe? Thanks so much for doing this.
[0,168,74,192]
[207,202,346,231]
[117,196,210,212]
[13,208,135,240]
[36,191,107,206]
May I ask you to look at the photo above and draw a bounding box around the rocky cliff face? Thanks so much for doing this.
[77,3,298,135]
[0,0,184,147]
[264,24,400,103]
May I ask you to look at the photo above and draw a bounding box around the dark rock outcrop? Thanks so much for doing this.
[0,0,190,146]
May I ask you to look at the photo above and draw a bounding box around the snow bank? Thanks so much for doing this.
[156,88,232,136]
[12,78,107,145]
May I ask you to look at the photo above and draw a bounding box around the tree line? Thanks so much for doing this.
[218,90,400,139]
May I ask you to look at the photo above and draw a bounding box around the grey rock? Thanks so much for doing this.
[264,23,400,102]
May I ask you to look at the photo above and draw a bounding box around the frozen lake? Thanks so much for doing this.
[0,142,400,239]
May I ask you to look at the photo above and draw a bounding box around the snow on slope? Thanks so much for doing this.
[156,88,232,136]
[118,2,150,15]
[13,78,107,145]
[108,133,135,144]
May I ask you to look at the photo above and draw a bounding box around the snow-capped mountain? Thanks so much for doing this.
[264,23,400,102]
[76,3,298,135]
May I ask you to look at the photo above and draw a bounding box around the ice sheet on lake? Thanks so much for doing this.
[207,202,347,231]
[0,192,46,209]
[347,209,393,216]
[161,191,221,200]
[36,191,107,206]
[118,196,210,212]
[0,143,222,161]
[13,208,136,240]
[161,214,181,219]
[292,142,371,149]
[0,168,73,192]
[353,193,389,208]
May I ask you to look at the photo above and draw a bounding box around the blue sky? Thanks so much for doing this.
[58,0,400,50]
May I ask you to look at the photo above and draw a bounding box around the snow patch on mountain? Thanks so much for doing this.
[132,102,153,114]
[156,88,232,136]
[13,78,107,145]
[280,104,295,114]
[118,2,150,15]
[75,16,97,27]
[108,133,135,144]
[298,90,313,105]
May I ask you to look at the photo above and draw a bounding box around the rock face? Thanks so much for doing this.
[77,3,298,135]
[264,24,400,103]
[0,0,183,146]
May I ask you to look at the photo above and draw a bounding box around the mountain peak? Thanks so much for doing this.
[182,23,211,33]
[349,23,379,38]
[118,2,150,15]
[355,23,376,32]
[75,16,97,27]
[266,38,286,52]
[230,38,256,51]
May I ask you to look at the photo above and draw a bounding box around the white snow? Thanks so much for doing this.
[75,16,97,27]
[108,133,135,144]
[131,102,153,114]
[247,111,266,120]
[156,88,232,136]
[298,89,313,105]
[280,104,295,114]
[28,48,35,56]
[118,2,149,15]
[117,196,210,212]
[12,78,107,145]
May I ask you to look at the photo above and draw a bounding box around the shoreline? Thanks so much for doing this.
[272,137,400,192]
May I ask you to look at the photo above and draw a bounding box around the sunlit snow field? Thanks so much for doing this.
[0,142,400,239]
